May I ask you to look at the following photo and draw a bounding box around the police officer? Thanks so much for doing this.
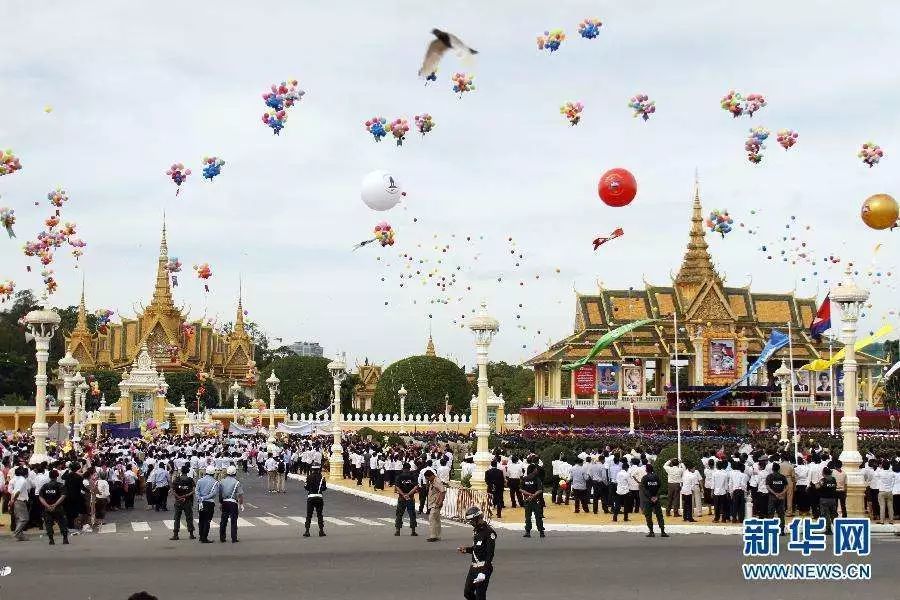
[520,463,545,538]
[818,466,838,535]
[458,506,496,600]
[39,469,68,545]
[639,464,668,538]
[765,462,789,536]
[195,466,218,544]
[219,465,244,543]
[484,460,505,519]
[170,464,196,541]
[304,465,327,537]
[394,462,419,536]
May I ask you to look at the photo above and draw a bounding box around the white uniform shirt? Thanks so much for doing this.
[615,469,630,495]
[506,462,525,479]
[663,463,684,484]
[794,464,810,486]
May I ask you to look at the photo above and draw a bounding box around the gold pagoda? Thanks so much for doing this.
[65,221,256,387]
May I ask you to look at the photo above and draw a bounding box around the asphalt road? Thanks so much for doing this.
[2,472,897,600]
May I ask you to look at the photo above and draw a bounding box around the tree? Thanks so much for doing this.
[256,355,333,416]
[372,355,470,415]
[469,361,534,413]
[341,372,360,413]
[165,370,220,411]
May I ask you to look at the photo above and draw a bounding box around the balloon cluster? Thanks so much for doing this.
[451,72,475,97]
[0,280,14,303]
[414,113,435,137]
[537,29,566,52]
[166,163,191,196]
[261,80,305,135]
[181,323,195,341]
[41,268,57,294]
[202,156,225,181]
[858,142,884,168]
[193,262,212,292]
[577,18,602,39]
[1,206,15,238]
[776,129,799,150]
[364,117,389,142]
[68,236,86,262]
[22,202,85,292]
[95,309,114,334]
[745,127,770,164]
[628,94,656,121]
[389,118,410,146]
[424,70,437,85]
[47,188,68,215]
[720,91,767,118]
[706,209,734,238]
[167,256,182,286]
[560,101,584,126]
[0,149,22,177]
[374,221,395,247]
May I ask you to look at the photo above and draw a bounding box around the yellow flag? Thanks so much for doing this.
[800,324,893,371]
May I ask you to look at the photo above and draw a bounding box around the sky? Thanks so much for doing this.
[1,1,898,371]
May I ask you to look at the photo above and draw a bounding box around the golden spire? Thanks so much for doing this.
[675,176,720,285]
[72,275,90,334]
[425,334,436,357]
[150,215,175,309]
[234,277,246,334]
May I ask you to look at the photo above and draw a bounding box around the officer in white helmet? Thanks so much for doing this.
[218,465,244,543]
[457,506,496,600]
[195,465,219,543]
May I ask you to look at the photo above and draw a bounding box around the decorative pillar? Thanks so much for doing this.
[737,328,750,379]
[398,385,407,434]
[468,302,499,491]
[830,265,868,515]
[230,381,241,427]
[74,376,87,442]
[266,371,280,438]
[327,355,347,480]
[23,302,61,463]
[690,327,705,386]
[627,391,636,435]
[774,360,791,444]
[58,352,79,432]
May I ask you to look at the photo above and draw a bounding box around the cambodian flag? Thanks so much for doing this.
[810,295,831,340]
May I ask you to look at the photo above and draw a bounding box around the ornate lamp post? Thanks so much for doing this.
[626,388,637,435]
[23,302,61,463]
[327,353,347,480]
[830,264,869,515]
[74,374,88,442]
[58,352,79,434]
[774,360,792,444]
[468,301,499,491]
[265,371,280,437]
[398,385,408,434]
[230,380,241,427]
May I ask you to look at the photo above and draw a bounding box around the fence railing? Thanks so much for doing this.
[440,483,492,522]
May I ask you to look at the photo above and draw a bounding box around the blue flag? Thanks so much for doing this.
[692,330,789,410]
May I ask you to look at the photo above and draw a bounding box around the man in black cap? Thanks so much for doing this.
[304,465,327,537]
[484,460,505,519]
[520,463,545,538]
[458,506,496,600]
[61,461,84,530]
[639,464,668,538]
[765,462,789,536]
[394,462,419,536]
[170,464,196,541]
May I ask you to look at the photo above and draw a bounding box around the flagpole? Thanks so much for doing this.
[788,320,798,459]
[829,336,835,436]
[674,311,681,462]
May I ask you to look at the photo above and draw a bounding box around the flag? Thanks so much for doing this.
[810,295,831,340]
[562,318,655,371]
[800,324,894,371]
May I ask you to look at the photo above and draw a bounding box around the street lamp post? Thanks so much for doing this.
[23,302,61,463]
[774,360,792,444]
[266,371,280,439]
[58,352,79,435]
[830,264,869,515]
[398,385,407,434]
[468,301,499,491]
[327,353,348,480]
[627,389,637,435]
[230,381,241,428]
[75,375,88,442]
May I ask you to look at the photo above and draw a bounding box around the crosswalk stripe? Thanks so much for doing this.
[323,516,355,526]
[347,517,384,526]
[286,516,306,525]
[99,523,117,534]
[162,520,175,529]
[131,522,151,532]
[377,517,396,524]
[257,517,287,526]
[236,518,255,527]
[441,520,466,527]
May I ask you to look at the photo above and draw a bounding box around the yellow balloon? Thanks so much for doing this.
[44,105,53,113]
[861,194,899,230]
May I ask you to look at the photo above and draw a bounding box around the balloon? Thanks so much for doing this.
[361,170,403,211]
[598,168,637,207]
[373,221,395,247]
[0,149,22,177]
[745,127,770,164]
[388,118,410,146]
[720,91,766,118]
[47,188,68,214]
[166,163,191,195]
[706,209,734,238]
[1,206,15,238]
[577,18,602,39]
[261,79,305,134]
[858,141,884,168]
[536,29,566,52]
[364,117,388,142]
[0,280,14,303]
[414,113,435,137]
[201,156,225,181]
[628,93,656,121]
[860,194,898,230]
[560,101,584,126]
[451,72,475,96]
[776,129,799,150]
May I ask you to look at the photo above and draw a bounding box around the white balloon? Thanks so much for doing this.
[361,170,402,211]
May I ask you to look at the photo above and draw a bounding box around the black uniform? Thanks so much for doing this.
[171,474,196,538]
[39,480,68,543]
[639,472,665,535]
[61,469,84,529]
[765,472,789,534]
[463,522,496,600]
[394,469,419,532]
[304,470,327,535]
[520,473,544,535]
[484,467,506,518]
[818,475,838,534]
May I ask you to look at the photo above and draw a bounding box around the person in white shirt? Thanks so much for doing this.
[712,461,731,522]
[680,465,700,522]
[10,467,32,541]
[436,458,451,486]
[728,462,748,523]
[663,459,683,517]
[551,454,568,504]
[626,459,642,515]
[875,460,895,524]
[793,457,810,515]
[612,465,631,522]
[506,456,525,508]
[807,456,825,519]
[891,463,900,522]
[264,454,278,493]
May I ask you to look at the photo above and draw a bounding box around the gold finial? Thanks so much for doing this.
[675,175,720,286]
[150,215,175,310]
[73,274,90,334]
[425,334,436,357]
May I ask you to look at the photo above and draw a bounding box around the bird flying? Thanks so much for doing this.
[419,29,478,78]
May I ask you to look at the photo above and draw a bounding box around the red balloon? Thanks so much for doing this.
[598,168,637,207]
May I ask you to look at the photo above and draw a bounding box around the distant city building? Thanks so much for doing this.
[290,341,324,357]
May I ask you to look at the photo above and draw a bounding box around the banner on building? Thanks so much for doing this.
[574,365,596,396]
[597,364,619,394]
